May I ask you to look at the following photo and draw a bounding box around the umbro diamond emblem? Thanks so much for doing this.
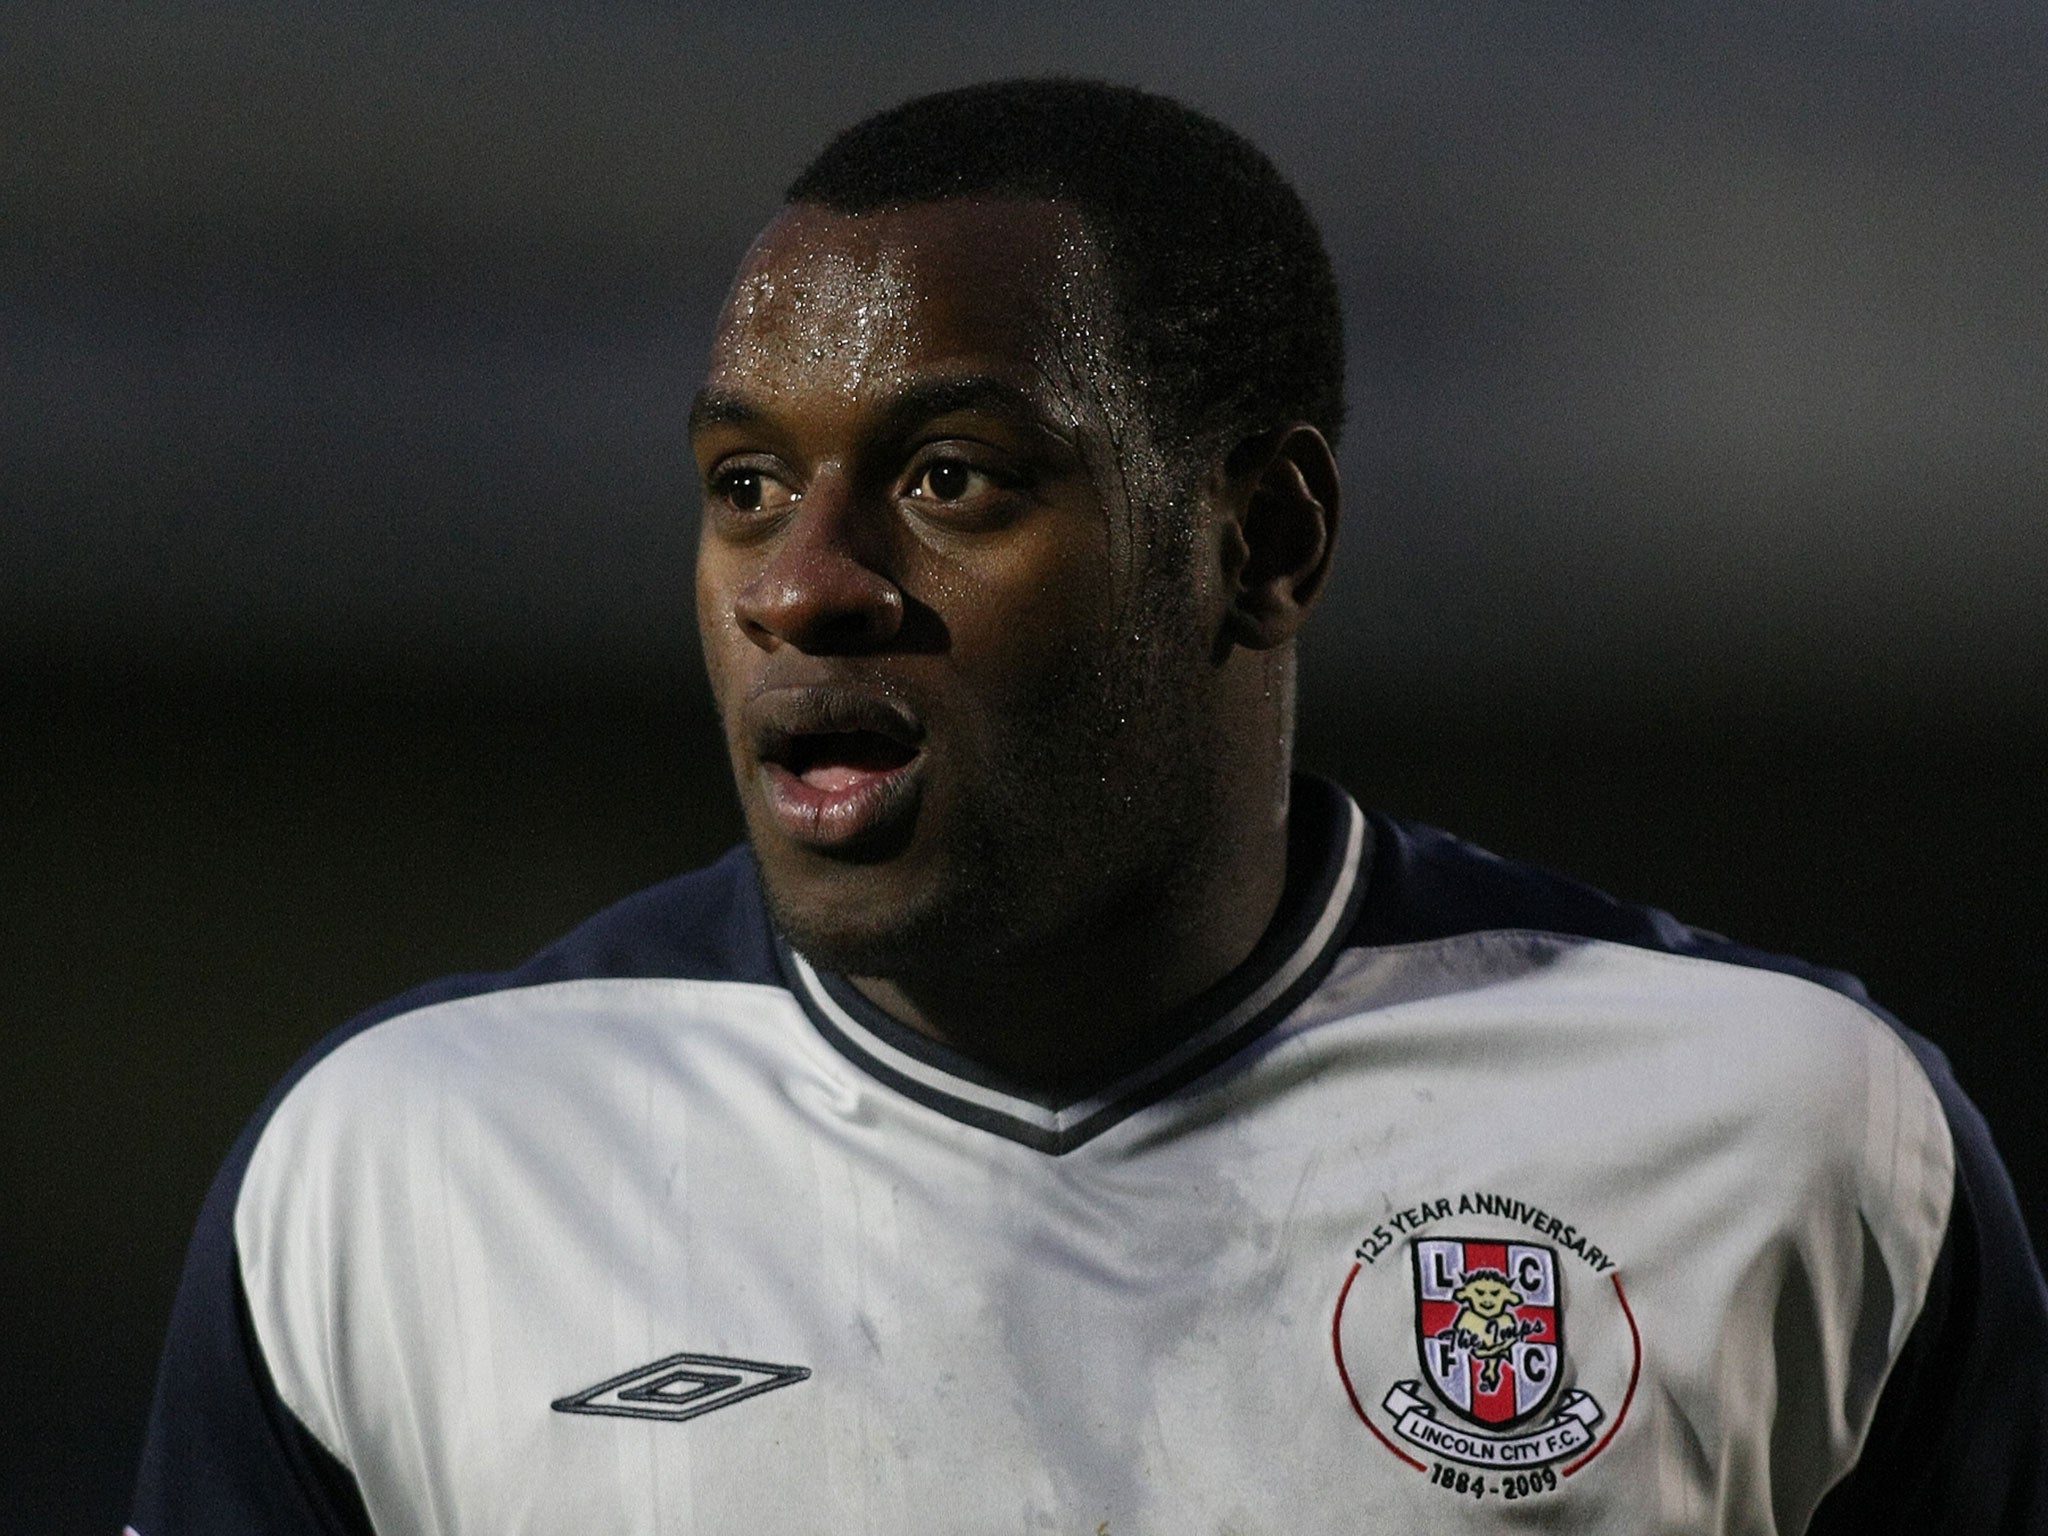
[551,1352,812,1423]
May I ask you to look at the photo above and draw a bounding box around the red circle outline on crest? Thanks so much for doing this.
[1561,1274,1640,1477]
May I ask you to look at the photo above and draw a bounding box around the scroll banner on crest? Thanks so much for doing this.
[1381,1381,1603,1468]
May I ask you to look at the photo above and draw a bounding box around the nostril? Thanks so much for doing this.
[735,552,904,653]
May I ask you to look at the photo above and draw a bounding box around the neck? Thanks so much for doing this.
[849,825,1288,1099]
[850,721,1294,1100]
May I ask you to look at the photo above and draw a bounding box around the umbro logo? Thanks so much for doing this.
[552,1352,811,1423]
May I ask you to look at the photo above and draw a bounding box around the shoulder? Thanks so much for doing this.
[222,842,790,1291]
[1339,806,1926,1091]
[1341,807,1941,1087]
[1350,809,1847,985]
[258,842,778,1109]
[241,838,788,1152]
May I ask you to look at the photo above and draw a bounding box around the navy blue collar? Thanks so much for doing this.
[775,775,1370,1154]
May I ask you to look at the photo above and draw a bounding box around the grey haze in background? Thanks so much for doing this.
[6,0,2045,719]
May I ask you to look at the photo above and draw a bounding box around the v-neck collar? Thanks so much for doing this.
[774,775,1370,1154]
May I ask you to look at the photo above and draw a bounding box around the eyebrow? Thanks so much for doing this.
[876,376,1049,436]
[687,388,761,436]
[687,374,1060,443]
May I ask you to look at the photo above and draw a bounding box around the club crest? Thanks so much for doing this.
[1412,1238,1562,1429]
[1332,1190,1641,1490]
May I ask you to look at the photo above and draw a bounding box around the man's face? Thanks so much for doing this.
[692,198,1228,979]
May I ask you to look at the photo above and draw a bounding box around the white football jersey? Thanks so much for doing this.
[132,778,2048,1533]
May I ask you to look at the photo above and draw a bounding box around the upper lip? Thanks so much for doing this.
[746,684,926,768]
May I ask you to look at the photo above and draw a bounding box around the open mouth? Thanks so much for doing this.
[773,730,919,793]
[748,687,928,849]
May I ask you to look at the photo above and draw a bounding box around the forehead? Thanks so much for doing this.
[703,199,1116,409]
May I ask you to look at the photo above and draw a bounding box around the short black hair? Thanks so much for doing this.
[786,78,1344,457]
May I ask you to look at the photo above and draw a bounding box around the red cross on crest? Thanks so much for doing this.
[1411,1238,1564,1430]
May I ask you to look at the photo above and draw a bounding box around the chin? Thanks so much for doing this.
[754,827,1054,980]
[760,874,966,978]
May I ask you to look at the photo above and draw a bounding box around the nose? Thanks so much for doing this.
[731,483,904,653]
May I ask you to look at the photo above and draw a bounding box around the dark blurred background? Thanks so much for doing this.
[5,3,2044,1528]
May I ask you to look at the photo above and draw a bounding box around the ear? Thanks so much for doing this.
[1215,423,1340,651]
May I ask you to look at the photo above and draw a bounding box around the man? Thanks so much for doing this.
[133,79,2045,1533]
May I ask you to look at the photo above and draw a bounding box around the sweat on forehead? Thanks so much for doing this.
[702,201,1163,482]
[693,197,1192,609]
[713,202,1115,378]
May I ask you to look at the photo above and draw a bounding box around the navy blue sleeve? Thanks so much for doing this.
[128,1134,377,1535]
[1804,1034,2048,1535]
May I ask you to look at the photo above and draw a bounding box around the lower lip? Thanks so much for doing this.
[760,755,924,850]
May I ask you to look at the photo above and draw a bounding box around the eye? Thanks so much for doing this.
[709,464,796,515]
[907,457,993,505]
[722,468,764,510]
